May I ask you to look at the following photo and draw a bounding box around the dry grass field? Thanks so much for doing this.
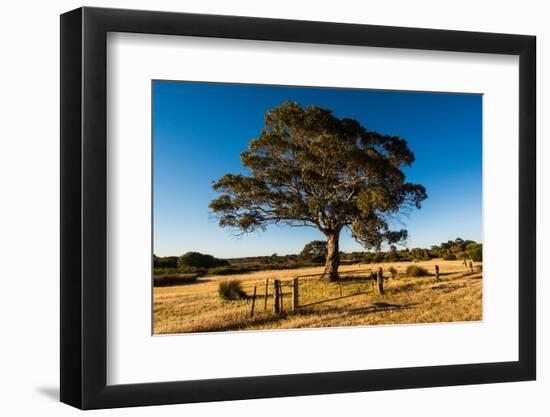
[153,259,482,335]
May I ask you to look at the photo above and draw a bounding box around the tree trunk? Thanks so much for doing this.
[323,231,340,282]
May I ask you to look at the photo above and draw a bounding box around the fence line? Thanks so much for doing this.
[244,272,375,317]
[242,263,481,317]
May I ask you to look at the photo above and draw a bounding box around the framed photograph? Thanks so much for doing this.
[60,6,536,409]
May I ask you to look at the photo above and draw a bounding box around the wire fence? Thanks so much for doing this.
[237,268,378,317]
[235,262,482,318]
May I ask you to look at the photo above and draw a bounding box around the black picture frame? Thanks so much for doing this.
[60,6,536,410]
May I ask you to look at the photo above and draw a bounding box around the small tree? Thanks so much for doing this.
[411,247,429,261]
[299,240,328,263]
[466,242,482,262]
[210,102,427,281]
[387,245,399,262]
[451,245,468,266]
[153,255,178,269]
[178,252,229,269]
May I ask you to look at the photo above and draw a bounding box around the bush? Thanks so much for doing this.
[207,266,253,276]
[218,280,248,300]
[388,266,398,278]
[178,252,229,269]
[153,273,200,287]
[443,253,457,260]
[406,265,429,277]
[153,267,179,276]
[153,255,178,269]
[466,243,482,262]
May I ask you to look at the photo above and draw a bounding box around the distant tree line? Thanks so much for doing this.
[340,238,482,264]
[153,237,481,277]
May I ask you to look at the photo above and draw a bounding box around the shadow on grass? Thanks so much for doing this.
[182,312,287,333]
[295,301,420,319]
[388,282,419,294]
[348,302,419,315]
[467,273,483,280]
[431,283,467,293]
[180,299,422,334]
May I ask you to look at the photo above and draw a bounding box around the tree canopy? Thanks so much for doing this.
[299,240,328,264]
[209,102,427,280]
[178,252,229,269]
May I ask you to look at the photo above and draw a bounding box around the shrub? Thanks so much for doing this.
[153,255,178,269]
[406,265,429,277]
[153,267,179,276]
[388,266,398,278]
[443,253,457,260]
[218,280,248,300]
[466,243,482,262]
[207,266,253,276]
[178,252,229,269]
[153,273,200,287]
[373,252,386,263]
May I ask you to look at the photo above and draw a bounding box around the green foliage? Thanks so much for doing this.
[154,273,199,287]
[386,245,399,261]
[406,265,429,277]
[429,245,441,258]
[373,252,386,263]
[153,267,177,276]
[466,243,483,262]
[411,247,431,261]
[299,240,327,263]
[156,237,482,278]
[207,266,254,276]
[153,255,178,269]
[218,280,247,300]
[178,252,229,269]
[209,102,427,274]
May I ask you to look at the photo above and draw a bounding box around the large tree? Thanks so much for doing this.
[209,102,427,281]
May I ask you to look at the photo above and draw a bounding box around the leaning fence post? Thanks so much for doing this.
[250,286,257,318]
[469,260,474,273]
[273,279,280,314]
[292,277,299,311]
[435,264,440,281]
[377,267,385,295]
[263,278,269,310]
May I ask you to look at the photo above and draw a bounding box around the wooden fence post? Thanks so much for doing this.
[273,279,280,314]
[377,267,385,295]
[279,280,283,314]
[250,286,257,318]
[292,277,299,311]
[469,261,474,273]
[435,264,440,281]
[263,278,269,310]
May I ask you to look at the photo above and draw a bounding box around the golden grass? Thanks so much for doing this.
[153,259,482,335]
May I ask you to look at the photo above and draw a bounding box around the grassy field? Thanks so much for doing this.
[153,259,482,335]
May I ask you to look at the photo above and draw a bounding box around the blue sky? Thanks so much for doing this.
[153,81,482,258]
